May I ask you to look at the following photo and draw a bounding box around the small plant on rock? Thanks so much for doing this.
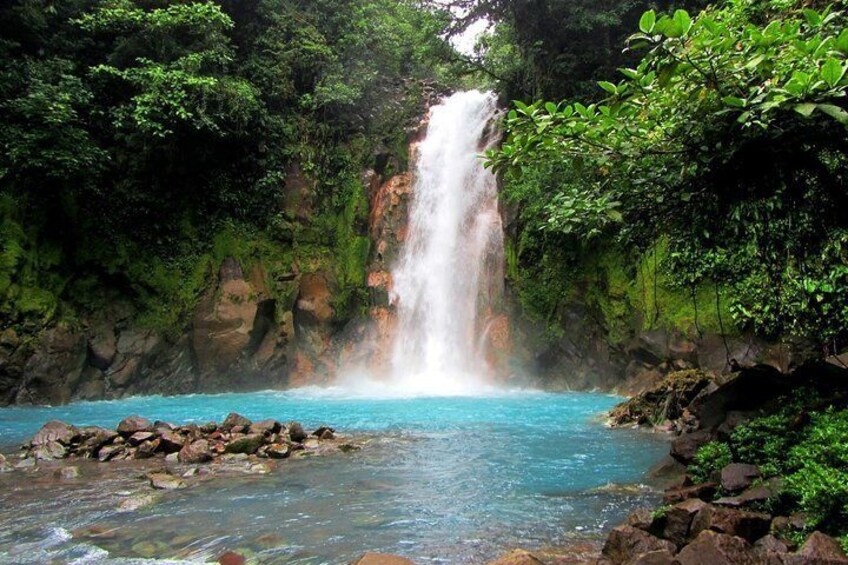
[690,441,732,484]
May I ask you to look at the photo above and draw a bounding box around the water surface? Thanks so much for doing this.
[0,389,667,564]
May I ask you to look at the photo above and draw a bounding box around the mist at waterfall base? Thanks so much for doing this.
[0,391,668,564]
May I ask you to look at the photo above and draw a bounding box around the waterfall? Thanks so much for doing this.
[387,90,504,393]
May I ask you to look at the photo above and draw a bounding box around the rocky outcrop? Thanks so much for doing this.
[19,413,354,464]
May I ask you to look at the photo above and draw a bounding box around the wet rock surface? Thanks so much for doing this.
[18,412,360,469]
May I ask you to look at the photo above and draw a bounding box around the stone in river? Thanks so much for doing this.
[178,439,212,464]
[225,434,264,455]
[158,431,184,453]
[117,416,153,435]
[288,421,308,442]
[0,454,10,472]
[485,549,545,564]
[128,431,155,446]
[56,465,80,479]
[32,440,66,460]
[351,552,416,565]
[77,427,118,456]
[134,439,159,459]
[266,443,290,459]
[218,552,247,565]
[118,492,161,512]
[249,419,282,435]
[97,444,125,462]
[222,412,252,430]
[149,472,185,490]
[31,420,79,446]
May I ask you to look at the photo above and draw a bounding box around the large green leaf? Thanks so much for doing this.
[639,10,656,34]
[821,58,846,88]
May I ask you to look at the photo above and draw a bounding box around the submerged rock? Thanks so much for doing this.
[484,549,544,565]
[351,552,416,565]
[148,472,185,490]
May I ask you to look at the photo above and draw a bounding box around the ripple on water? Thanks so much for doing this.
[0,390,668,564]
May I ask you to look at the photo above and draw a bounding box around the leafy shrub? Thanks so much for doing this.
[690,441,732,484]
[784,409,848,535]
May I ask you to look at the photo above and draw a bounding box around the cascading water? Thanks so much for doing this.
[387,90,504,393]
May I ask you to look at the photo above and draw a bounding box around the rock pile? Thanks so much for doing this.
[599,470,848,564]
[20,413,340,463]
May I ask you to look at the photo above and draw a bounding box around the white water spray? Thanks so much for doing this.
[386,90,504,394]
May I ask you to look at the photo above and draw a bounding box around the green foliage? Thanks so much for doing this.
[489,0,848,347]
[0,0,456,335]
[785,409,848,533]
[690,441,733,484]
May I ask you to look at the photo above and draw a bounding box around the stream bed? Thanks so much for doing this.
[0,389,668,564]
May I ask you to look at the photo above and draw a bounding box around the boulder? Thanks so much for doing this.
[225,434,264,455]
[484,549,544,565]
[87,329,117,370]
[654,498,707,547]
[158,431,185,453]
[31,420,79,446]
[178,440,212,464]
[675,530,759,564]
[58,466,80,479]
[128,431,155,446]
[720,463,760,493]
[690,505,771,542]
[266,444,290,459]
[715,484,774,508]
[192,258,263,375]
[794,531,848,564]
[222,412,252,430]
[77,426,118,456]
[631,550,676,565]
[602,525,676,564]
[0,454,10,473]
[755,535,789,554]
[663,482,718,504]
[97,445,125,462]
[288,421,308,442]
[351,552,415,565]
[249,419,282,435]
[32,440,66,460]
[134,440,159,459]
[670,430,713,463]
[117,416,153,435]
[627,508,655,530]
[19,324,86,405]
[218,552,247,565]
[149,472,185,490]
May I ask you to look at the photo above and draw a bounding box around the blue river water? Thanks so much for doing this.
[0,389,668,564]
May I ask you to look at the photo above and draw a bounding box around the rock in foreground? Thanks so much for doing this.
[20,413,348,466]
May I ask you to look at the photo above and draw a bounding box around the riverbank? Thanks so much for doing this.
[483,364,848,565]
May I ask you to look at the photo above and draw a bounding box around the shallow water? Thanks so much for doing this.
[0,389,668,564]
